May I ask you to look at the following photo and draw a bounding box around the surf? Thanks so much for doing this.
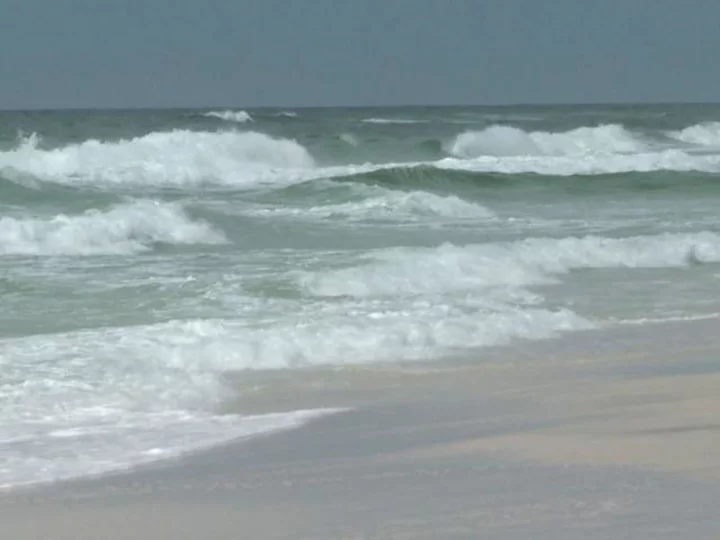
[0,200,225,255]
[0,130,314,189]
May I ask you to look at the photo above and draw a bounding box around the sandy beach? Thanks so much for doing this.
[2,319,720,539]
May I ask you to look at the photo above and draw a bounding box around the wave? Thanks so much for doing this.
[0,200,226,255]
[448,124,645,158]
[361,118,425,125]
[339,133,359,146]
[329,121,720,177]
[203,110,253,123]
[668,122,720,146]
[179,310,588,370]
[245,186,494,222]
[4,122,720,197]
[307,166,720,205]
[0,172,107,208]
[301,231,720,298]
[302,150,720,187]
[24,308,582,376]
[0,408,327,490]
[304,122,720,181]
[436,150,720,176]
[0,131,315,189]
[0,323,334,488]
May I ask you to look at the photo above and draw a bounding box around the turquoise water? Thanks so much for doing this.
[2,104,720,487]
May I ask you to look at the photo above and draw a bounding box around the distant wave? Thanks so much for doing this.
[435,151,720,176]
[448,124,645,158]
[4,123,720,195]
[287,163,720,201]
[302,146,720,182]
[0,200,226,255]
[668,122,720,146]
[448,121,720,160]
[203,110,253,123]
[339,133,359,146]
[361,118,425,125]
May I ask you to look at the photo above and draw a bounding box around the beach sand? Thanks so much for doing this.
[2,319,720,539]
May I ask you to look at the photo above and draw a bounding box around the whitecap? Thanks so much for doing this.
[204,110,253,123]
[0,200,226,255]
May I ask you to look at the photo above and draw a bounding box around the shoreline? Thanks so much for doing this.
[3,318,720,538]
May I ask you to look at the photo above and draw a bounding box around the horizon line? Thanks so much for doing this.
[2,100,720,113]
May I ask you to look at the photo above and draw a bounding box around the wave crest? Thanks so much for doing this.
[246,188,494,222]
[301,231,720,298]
[0,131,315,188]
[669,122,720,146]
[0,200,226,255]
[436,150,720,176]
[203,110,253,123]
[449,124,645,158]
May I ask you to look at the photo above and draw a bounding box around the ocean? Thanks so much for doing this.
[1,103,720,489]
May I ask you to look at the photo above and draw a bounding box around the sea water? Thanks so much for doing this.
[2,104,720,488]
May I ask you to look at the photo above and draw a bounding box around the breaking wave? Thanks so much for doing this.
[669,122,720,147]
[435,150,720,176]
[448,124,645,158]
[0,200,226,255]
[301,231,720,298]
[0,131,315,188]
[203,110,253,123]
[437,122,720,174]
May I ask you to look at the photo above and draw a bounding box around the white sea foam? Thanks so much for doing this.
[167,231,720,372]
[292,121,720,180]
[5,124,718,194]
[9,229,716,487]
[0,200,225,255]
[299,148,720,180]
[0,297,577,488]
[195,309,588,370]
[0,319,339,488]
[0,131,315,188]
[606,312,720,326]
[668,122,720,146]
[301,231,720,298]
[449,124,645,158]
[312,119,720,176]
[27,307,581,378]
[204,110,253,123]
[435,150,720,176]
[0,408,331,490]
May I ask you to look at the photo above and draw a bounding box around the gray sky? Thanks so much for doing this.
[1,0,718,109]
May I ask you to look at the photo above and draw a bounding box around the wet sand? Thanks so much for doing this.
[2,319,720,539]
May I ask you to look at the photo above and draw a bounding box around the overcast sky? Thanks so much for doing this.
[1,0,718,109]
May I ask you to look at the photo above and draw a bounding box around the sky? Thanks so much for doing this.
[1,0,718,109]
